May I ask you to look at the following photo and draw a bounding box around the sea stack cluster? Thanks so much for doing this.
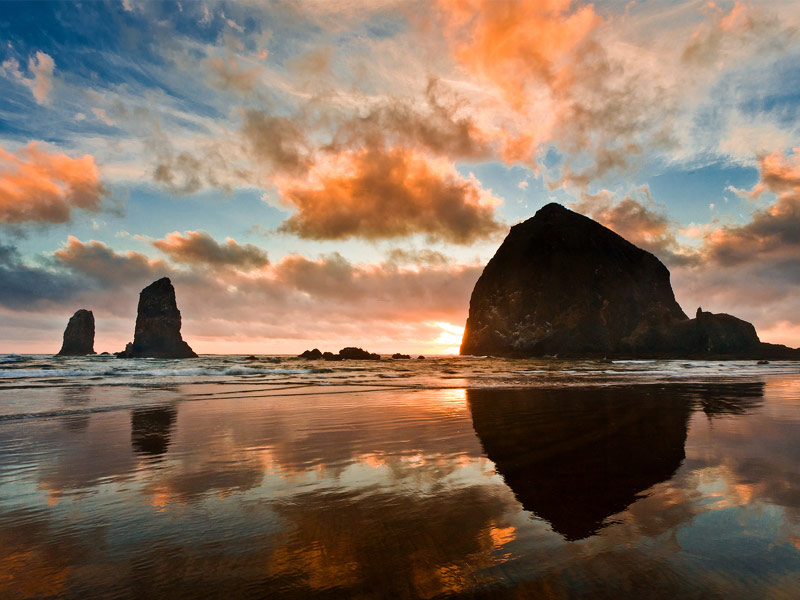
[56,277,197,359]
[461,203,800,359]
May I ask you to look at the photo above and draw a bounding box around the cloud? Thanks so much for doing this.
[0,243,84,309]
[0,143,107,224]
[435,0,601,111]
[682,2,795,67]
[667,149,800,344]
[699,149,800,266]
[274,145,503,243]
[329,79,492,161]
[241,110,312,176]
[431,0,676,180]
[152,230,269,269]
[1,51,55,105]
[207,57,263,94]
[384,248,452,267]
[430,1,797,187]
[569,187,693,265]
[242,78,490,181]
[53,236,168,286]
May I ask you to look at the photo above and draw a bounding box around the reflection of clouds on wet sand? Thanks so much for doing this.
[1,381,800,597]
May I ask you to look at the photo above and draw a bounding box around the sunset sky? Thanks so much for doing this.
[1,0,799,354]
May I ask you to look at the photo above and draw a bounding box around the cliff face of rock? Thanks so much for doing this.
[57,309,95,356]
[460,203,799,359]
[117,278,197,358]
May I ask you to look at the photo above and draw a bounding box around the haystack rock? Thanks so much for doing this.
[57,309,95,356]
[461,203,800,359]
[117,277,197,358]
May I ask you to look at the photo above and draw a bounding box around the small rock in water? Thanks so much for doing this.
[757,360,769,365]
[337,347,381,361]
[417,355,425,360]
[298,348,323,360]
[391,353,411,359]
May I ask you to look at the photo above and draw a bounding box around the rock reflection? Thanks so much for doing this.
[60,386,92,431]
[131,405,178,457]
[467,383,765,540]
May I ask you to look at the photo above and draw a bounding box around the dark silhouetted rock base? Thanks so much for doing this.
[57,309,95,356]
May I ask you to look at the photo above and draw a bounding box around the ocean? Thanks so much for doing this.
[2,354,800,598]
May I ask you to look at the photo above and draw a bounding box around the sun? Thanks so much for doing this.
[433,322,465,355]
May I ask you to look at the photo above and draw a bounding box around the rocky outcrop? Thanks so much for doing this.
[391,353,411,359]
[57,309,95,356]
[328,347,380,361]
[461,203,800,359]
[298,347,381,360]
[117,278,197,358]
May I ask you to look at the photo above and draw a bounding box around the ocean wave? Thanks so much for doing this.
[0,366,311,379]
[0,354,28,364]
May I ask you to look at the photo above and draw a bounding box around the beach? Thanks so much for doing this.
[2,355,800,598]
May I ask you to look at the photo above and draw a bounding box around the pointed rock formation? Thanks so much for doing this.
[57,309,95,356]
[461,203,800,359]
[117,277,197,358]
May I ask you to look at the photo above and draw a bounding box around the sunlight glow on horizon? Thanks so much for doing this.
[433,321,465,355]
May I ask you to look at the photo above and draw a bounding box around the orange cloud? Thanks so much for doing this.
[0,143,106,224]
[699,149,800,265]
[682,2,787,66]
[152,231,269,269]
[54,236,168,285]
[275,145,503,243]
[435,0,601,112]
[432,0,673,180]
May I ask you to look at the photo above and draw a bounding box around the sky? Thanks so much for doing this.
[1,0,799,355]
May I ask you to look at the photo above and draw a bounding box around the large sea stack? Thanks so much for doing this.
[117,277,197,358]
[461,203,799,359]
[57,309,95,356]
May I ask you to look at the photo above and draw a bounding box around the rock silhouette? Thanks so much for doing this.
[461,203,800,359]
[299,347,380,360]
[117,278,197,358]
[57,309,95,356]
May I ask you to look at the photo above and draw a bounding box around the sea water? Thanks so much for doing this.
[1,354,800,598]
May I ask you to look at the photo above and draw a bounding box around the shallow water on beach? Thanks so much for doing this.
[2,355,800,598]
